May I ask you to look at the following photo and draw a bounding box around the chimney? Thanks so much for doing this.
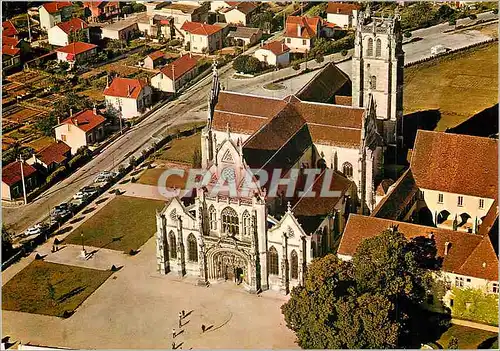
[70,108,73,116]
[444,241,451,256]
[260,39,263,47]
[93,103,97,115]
[428,232,434,240]
[281,43,284,52]
[127,85,131,97]
[81,21,84,30]
[73,118,78,126]
[297,25,301,37]
[337,8,341,14]
[57,116,61,124]
[106,74,110,88]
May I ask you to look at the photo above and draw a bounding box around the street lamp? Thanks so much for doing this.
[80,232,86,258]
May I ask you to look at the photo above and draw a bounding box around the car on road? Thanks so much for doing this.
[22,223,46,237]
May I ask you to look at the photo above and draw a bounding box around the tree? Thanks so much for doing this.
[192,147,202,168]
[249,11,273,32]
[232,55,262,74]
[469,14,477,20]
[292,63,301,71]
[52,92,93,121]
[404,31,412,38]
[315,54,324,63]
[282,229,446,349]
[493,9,498,14]
[35,114,58,137]
[2,225,14,261]
[448,336,459,349]
[449,18,457,26]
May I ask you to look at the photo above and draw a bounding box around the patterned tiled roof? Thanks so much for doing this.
[410,130,498,199]
[259,41,290,56]
[181,21,223,36]
[37,142,71,166]
[55,42,97,56]
[2,161,37,186]
[60,109,106,132]
[2,20,18,37]
[41,1,73,14]
[326,2,361,15]
[103,77,148,99]
[159,54,200,80]
[285,16,320,39]
[56,18,88,34]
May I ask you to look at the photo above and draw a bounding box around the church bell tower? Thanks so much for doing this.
[351,8,404,147]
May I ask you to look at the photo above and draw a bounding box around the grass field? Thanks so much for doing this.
[436,325,498,349]
[2,260,112,317]
[157,133,201,164]
[404,43,498,131]
[64,196,165,252]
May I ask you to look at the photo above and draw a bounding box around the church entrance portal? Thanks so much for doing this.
[210,250,249,284]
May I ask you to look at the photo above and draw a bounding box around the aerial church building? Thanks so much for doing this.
[155,9,404,294]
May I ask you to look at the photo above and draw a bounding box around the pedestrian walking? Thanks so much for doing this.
[201,324,206,333]
[182,310,185,318]
[172,342,175,349]
[178,312,182,328]
[172,328,176,338]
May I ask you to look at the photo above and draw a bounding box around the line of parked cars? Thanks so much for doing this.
[20,171,119,240]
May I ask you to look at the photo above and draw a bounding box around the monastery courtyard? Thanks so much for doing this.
[2,234,297,349]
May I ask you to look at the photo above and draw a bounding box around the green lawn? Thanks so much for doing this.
[404,42,498,131]
[64,196,165,252]
[157,133,201,164]
[2,260,112,317]
[436,325,498,349]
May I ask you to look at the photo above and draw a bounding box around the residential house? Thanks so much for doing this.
[143,50,167,69]
[2,36,30,56]
[227,26,262,47]
[48,18,89,47]
[55,108,106,154]
[28,142,71,173]
[151,54,200,93]
[210,1,240,12]
[409,131,498,234]
[181,21,224,54]
[284,16,321,53]
[2,161,39,201]
[152,2,209,30]
[2,20,19,39]
[326,2,361,29]
[83,1,121,22]
[104,77,153,119]
[101,19,139,41]
[339,215,499,310]
[254,40,290,67]
[219,2,258,26]
[55,42,98,66]
[2,45,21,74]
[39,1,73,31]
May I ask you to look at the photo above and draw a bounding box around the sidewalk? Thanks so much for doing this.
[451,318,499,333]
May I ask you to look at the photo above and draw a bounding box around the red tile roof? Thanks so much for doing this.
[181,21,223,36]
[212,91,364,149]
[2,45,20,56]
[2,161,37,186]
[147,50,165,61]
[410,131,498,199]
[60,109,106,132]
[159,54,200,80]
[55,41,97,57]
[37,142,71,166]
[41,2,73,14]
[229,2,258,15]
[260,41,290,56]
[2,20,18,37]
[326,2,361,15]
[2,36,20,47]
[103,77,149,99]
[285,16,320,39]
[339,215,498,281]
[56,18,88,34]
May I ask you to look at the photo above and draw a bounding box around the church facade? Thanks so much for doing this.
[155,11,404,294]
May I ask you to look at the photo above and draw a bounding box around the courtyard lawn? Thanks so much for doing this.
[436,325,498,349]
[64,196,165,252]
[404,42,498,131]
[157,133,201,164]
[2,260,112,317]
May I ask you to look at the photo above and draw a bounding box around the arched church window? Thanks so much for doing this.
[209,205,217,230]
[187,233,198,262]
[342,162,353,178]
[242,211,252,236]
[375,39,382,57]
[291,250,298,279]
[269,246,279,275]
[371,75,377,90]
[169,231,177,259]
[170,209,177,222]
[221,207,239,235]
[367,37,373,56]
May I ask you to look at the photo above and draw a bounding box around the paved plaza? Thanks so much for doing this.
[2,234,298,349]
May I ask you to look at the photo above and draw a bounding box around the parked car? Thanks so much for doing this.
[94,171,117,183]
[22,223,46,237]
[81,186,100,197]
[73,191,90,200]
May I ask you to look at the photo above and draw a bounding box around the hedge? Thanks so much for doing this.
[451,287,498,326]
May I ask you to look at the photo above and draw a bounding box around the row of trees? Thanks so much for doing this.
[282,229,450,349]
[232,55,269,75]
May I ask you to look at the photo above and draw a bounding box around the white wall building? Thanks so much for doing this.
[254,41,290,67]
[103,77,153,119]
[326,2,360,29]
[39,1,73,31]
[48,18,89,47]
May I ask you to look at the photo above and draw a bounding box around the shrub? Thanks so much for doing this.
[469,14,477,20]
[315,55,324,63]
[129,156,137,168]
[341,49,348,56]
[233,55,263,74]
[131,177,136,183]
[404,31,412,38]
[47,166,67,184]
[68,154,84,168]
[493,9,498,14]
[118,164,125,174]
[451,287,498,326]
[292,63,300,71]
[449,18,457,26]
